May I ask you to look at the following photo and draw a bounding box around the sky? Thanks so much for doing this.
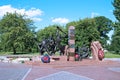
[0,0,116,31]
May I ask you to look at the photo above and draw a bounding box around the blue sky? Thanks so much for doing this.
[0,0,115,31]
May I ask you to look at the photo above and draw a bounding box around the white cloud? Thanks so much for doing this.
[31,17,42,22]
[25,8,43,17]
[0,5,43,21]
[0,5,15,16]
[52,17,69,24]
[91,12,99,18]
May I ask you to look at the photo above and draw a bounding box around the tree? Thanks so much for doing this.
[37,25,57,42]
[94,16,113,47]
[66,17,113,49]
[110,0,120,54]
[75,18,100,47]
[111,22,120,54]
[0,12,35,54]
[36,25,67,44]
[113,0,120,22]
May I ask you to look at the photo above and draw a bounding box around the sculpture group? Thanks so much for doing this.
[38,26,67,56]
[38,26,104,62]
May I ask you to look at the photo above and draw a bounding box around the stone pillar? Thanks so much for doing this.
[67,26,75,61]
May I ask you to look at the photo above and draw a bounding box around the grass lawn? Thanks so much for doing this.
[105,52,120,58]
[0,52,39,56]
[0,51,120,58]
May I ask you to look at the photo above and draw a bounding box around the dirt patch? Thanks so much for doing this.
[25,56,120,68]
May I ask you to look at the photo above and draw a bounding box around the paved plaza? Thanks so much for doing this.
[0,56,120,80]
[0,63,31,80]
[35,71,93,80]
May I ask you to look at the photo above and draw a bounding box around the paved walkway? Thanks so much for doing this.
[0,56,120,80]
[0,62,31,80]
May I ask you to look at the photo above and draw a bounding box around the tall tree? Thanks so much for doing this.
[0,12,35,54]
[111,0,120,54]
[113,0,120,22]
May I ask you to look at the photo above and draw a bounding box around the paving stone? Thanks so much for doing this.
[104,58,120,62]
[0,67,30,80]
[108,67,120,73]
[35,71,93,80]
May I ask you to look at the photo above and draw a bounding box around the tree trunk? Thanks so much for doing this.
[13,46,16,54]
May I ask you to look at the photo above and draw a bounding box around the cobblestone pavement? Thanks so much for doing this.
[0,56,120,80]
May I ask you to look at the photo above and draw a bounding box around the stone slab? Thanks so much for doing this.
[35,71,93,80]
[108,67,120,73]
[0,63,31,80]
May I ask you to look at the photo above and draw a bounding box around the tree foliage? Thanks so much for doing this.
[66,17,113,49]
[113,0,120,22]
[36,25,67,45]
[0,12,36,54]
[75,18,100,47]
[110,0,120,54]
[94,16,113,47]
[0,12,114,54]
[37,25,57,42]
[111,22,120,54]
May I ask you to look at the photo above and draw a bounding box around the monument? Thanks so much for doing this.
[67,26,75,61]
[91,41,104,61]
